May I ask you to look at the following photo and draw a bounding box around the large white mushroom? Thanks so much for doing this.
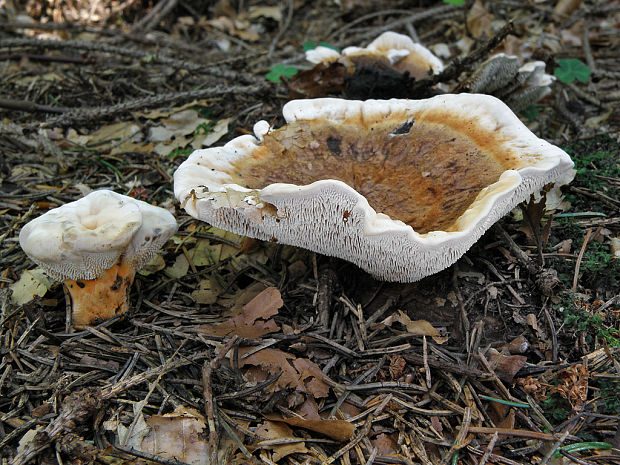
[19,190,178,328]
[174,94,574,282]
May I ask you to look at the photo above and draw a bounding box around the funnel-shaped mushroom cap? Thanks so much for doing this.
[174,94,574,282]
[306,31,443,79]
[20,190,178,280]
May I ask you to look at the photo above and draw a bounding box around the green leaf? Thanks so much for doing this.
[266,64,299,83]
[443,0,465,5]
[319,41,339,51]
[521,105,539,121]
[554,59,591,83]
[303,40,317,52]
[303,40,339,52]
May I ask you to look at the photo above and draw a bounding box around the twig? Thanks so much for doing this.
[123,340,188,446]
[572,228,593,292]
[0,97,68,114]
[467,427,578,442]
[0,38,246,80]
[202,336,239,465]
[582,22,596,72]
[325,394,392,464]
[559,449,597,465]
[268,0,294,57]
[0,53,89,64]
[416,22,515,89]
[543,304,558,362]
[552,95,585,135]
[495,224,538,275]
[114,444,193,465]
[423,336,431,390]
[11,351,205,465]
[540,430,571,465]
[479,432,499,465]
[317,266,339,328]
[337,4,459,47]
[327,9,412,40]
[307,332,358,358]
[440,407,471,465]
[402,353,491,379]
[132,0,179,33]
[35,83,266,129]
[563,81,609,110]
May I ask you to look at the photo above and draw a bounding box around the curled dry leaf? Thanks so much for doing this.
[254,420,309,461]
[264,415,355,442]
[198,286,282,338]
[371,433,399,456]
[239,347,331,398]
[140,406,210,465]
[550,364,589,409]
[487,350,527,383]
[381,310,448,344]
[467,0,495,39]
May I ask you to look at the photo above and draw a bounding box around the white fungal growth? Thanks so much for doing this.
[306,31,444,77]
[19,190,178,280]
[173,94,575,282]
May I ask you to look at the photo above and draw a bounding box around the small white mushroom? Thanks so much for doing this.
[306,31,444,80]
[174,94,574,282]
[461,54,556,112]
[19,190,178,328]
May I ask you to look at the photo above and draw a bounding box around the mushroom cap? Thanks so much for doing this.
[519,61,555,87]
[19,190,178,280]
[174,94,574,282]
[305,31,443,79]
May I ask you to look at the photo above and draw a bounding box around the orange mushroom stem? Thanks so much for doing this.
[19,190,178,329]
[64,258,136,329]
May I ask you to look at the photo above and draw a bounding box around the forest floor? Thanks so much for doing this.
[0,0,619,464]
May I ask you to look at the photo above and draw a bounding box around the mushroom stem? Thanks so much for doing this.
[63,259,136,329]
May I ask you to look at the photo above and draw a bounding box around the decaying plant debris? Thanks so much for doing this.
[0,1,619,464]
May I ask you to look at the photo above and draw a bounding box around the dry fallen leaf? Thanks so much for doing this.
[467,0,494,39]
[191,276,221,305]
[165,254,189,279]
[140,406,210,465]
[239,347,331,397]
[149,109,210,156]
[371,432,399,456]
[264,415,355,442]
[138,254,167,276]
[198,286,282,338]
[255,420,309,461]
[192,117,232,149]
[67,121,143,148]
[381,310,448,344]
[611,237,620,258]
[10,268,54,305]
[487,350,527,383]
[293,358,330,398]
[246,5,282,21]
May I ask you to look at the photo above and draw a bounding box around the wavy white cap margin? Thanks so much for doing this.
[19,190,178,281]
[174,94,574,282]
[305,31,444,74]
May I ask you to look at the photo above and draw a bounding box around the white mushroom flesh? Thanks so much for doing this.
[174,94,574,282]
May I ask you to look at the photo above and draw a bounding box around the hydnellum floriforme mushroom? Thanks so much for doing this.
[174,94,574,282]
[306,31,444,79]
[19,190,177,328]
[290,31,444,99]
